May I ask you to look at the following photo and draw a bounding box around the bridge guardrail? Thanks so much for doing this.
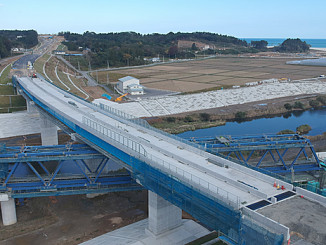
[82,116,147,157]
[144,153,241,209]
[82,115,240,208]
[94,103,208,155]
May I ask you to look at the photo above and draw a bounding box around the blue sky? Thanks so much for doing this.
[0,0,325,38]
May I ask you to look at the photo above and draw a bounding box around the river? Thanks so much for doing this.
[178,107,326,138]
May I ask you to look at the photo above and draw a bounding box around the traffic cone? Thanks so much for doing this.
[273,181,277,188]
[277,183,280,189]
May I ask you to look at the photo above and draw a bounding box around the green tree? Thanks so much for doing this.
[168,46,178,57]
[166,117,176,123]
[284,103,292,110]
[309,100,320,108]
[251,40,268,50]
[235,111,247,120]
[293,101,304,109]
[199,113,210,121]
[184,116,194,122]
[316,95,326,105]
[274,38,310,53]
[191,43,198,51]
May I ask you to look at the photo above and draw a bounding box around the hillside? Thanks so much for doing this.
[60,31,252,69]
[0,30,38,58]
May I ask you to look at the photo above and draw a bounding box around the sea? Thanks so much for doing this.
[242,38,326,48]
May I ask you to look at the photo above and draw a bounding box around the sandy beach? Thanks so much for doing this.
[311,47,326,52]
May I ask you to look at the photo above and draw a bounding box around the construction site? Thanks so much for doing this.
[1,36,326,245]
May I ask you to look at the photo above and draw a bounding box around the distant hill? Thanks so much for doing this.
[274,38,310,53]
[0,30,38,59]
[59,31,252,69]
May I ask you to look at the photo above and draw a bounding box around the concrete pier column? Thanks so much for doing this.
[40,115,58,146]
[26,100,38,114]
[1,198,17,226]
[147,191,182,235]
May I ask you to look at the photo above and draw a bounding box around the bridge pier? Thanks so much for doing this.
[26,99,38,114]
[0,197,17,226]
[40,115,58,146]
[147,191,182,236]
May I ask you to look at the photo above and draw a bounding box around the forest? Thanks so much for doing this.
[0,30,38,59]
[59,31,254,69]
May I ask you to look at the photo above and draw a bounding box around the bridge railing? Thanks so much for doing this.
[82,114,240,208]
[93,103,208,154]
[82,116,147,157]
[144,153,241,209]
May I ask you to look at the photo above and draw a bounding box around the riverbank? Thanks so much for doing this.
[147,93,323,134]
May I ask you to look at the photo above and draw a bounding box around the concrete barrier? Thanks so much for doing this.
[242,207,290,242]
[295,187,326,207]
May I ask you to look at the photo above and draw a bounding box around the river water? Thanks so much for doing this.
[178,108,326,138]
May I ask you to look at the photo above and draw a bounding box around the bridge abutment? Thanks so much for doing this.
[40,115,58,146]
[147,191,182,235]
[1,197,17,226]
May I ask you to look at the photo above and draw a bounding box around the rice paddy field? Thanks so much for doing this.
[96,56,326,93]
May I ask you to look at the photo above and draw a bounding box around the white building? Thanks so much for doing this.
[127,84,144,95]
[53,50,66,55]
[117,76,144,95]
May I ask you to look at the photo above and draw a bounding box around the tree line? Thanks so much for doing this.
[59,31,250,69]
[0,30,38,59]
[249,38,310,53]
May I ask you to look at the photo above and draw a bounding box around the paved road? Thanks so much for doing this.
[12,54,41,69]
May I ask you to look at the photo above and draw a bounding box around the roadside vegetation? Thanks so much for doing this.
[0,64,12,84]
[0,62,26,112]
[148,113,225,134]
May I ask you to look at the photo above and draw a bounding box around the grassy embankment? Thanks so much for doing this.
[0,64,26,113]
[148,95,326,134]
[148,113,226,134]
[34,54,92,100]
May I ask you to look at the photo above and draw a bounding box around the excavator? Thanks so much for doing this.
[115,93,128,102]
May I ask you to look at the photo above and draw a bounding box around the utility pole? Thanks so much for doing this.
[107,60,110,69]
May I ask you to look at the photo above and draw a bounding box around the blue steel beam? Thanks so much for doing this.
[189,134,321,174]
[0,144,102,163]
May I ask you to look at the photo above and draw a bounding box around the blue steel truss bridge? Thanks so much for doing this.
[0,143,142,198]
[187,134,322,174]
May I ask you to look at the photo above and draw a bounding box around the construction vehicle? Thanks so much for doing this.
[115,93,128,102]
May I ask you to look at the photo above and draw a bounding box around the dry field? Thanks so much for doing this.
[96,56,326,93]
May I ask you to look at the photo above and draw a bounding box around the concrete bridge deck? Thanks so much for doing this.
[10,75,326,244]
[17,76,291,209]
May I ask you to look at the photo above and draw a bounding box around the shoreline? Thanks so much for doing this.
[148,94,323,134]
[310,47,326,52]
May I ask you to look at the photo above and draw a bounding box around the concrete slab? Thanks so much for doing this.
[79,219,210,245]
[258,196,326,245]
[94,80,326,117]
[0,111,42,138]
